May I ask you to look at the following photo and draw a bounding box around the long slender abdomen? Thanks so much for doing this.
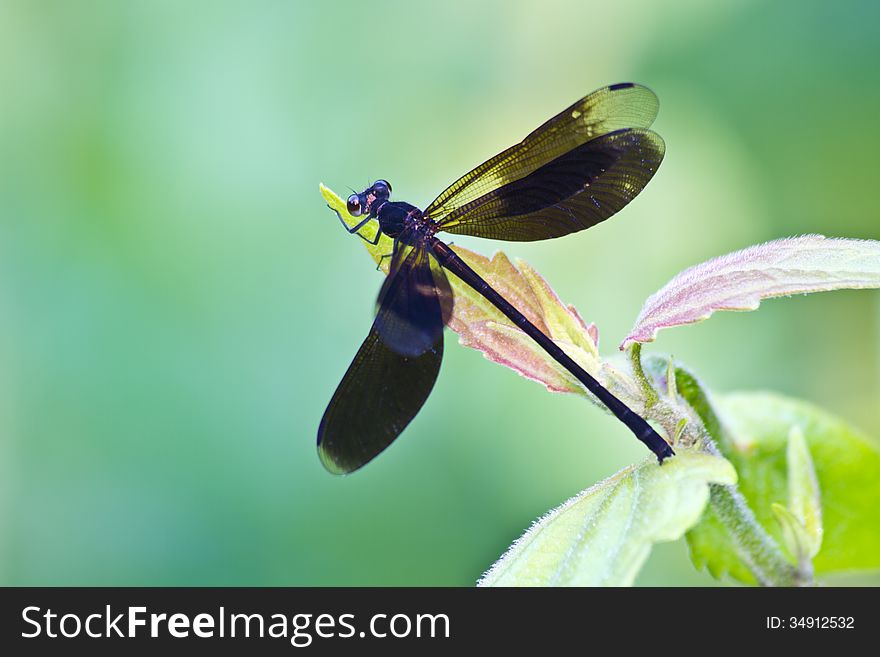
[429,236,674,462]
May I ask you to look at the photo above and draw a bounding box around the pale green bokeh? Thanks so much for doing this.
[0,0,878,585]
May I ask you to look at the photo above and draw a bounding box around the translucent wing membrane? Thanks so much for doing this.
[425,83,660,226]
[317,326,443,474]
[318,230,452,474]
[374,231,453,357]
[437,129,665,241]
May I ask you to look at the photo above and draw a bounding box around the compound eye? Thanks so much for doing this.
[346,194,363,216]
[372,179,392,197]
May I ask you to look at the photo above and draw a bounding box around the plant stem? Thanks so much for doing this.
[628,343,658,410]
[706,483,799,586]
[699,440,801,586]
[634,349,806,586]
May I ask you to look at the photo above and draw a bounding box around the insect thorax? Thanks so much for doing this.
[376,201,424,238]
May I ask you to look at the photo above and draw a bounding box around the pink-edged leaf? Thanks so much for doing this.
[445,249,602,394]
[459,322,583,394]
[622,235,880,349]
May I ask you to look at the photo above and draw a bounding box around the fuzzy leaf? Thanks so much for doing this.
[622,235,880,348]
[786,426,823,559]
[478,451,736,587]
[686,392,880,582]
[446,255,602,394]
[771,503,814,565]
[321,183,602,394]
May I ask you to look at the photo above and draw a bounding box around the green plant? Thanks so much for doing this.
[321,184,880,586]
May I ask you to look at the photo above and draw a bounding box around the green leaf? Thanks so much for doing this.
[785,426,823,559]
[686,392,880,582]
[771,503,814,566]
[478,451,736,586]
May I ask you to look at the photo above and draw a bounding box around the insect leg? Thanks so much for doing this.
[360,226,383,246]
[332,205,379,242]
[375,236,399,271]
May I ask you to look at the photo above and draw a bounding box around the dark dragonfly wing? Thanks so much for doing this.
[373,229,453,357]
[317,229,452,474]
[317,325,443,474]
[436,129,664,241]
[423,83,664,241]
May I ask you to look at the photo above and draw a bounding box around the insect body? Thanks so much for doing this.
[319,83,672,474]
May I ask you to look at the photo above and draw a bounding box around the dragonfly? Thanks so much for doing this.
[318,82,672,474]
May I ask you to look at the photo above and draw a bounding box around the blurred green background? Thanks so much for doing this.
[1,0,878,586]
